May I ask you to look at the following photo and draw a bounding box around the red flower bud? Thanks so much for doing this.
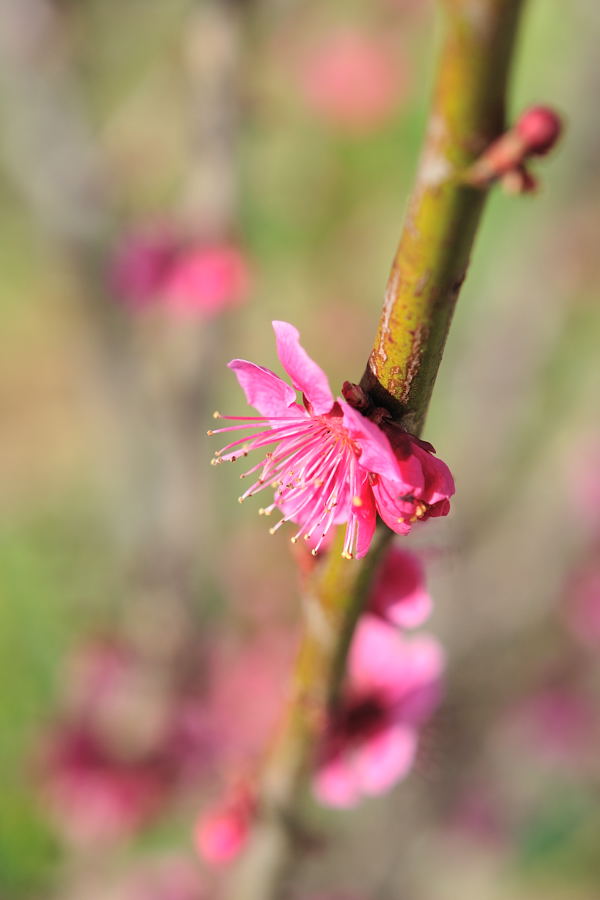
[515,106,562,156]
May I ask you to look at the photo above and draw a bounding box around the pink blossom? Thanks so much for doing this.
[37,638,220,846]
[314,614,444,807]
[195,782,256,865]
[209,321,454,559]
[299,31,405,133]
[161,243,250,317]
[564,558,600,647]
[39,725,170,847]
[369,545,431,628]
[111,227,178,308]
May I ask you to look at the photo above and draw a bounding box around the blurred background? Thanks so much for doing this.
[1,0,599,898]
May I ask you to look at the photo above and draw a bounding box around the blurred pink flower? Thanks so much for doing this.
[37,639,219,847]
[299,31,405,133]
[110,229,250,317]
[564,558,600,647]
[210,321,454,559]
[161,244,250,318]
[111,227,178,308]
[39,725,171,847]
[195,782,256,866]
[369,545,431,628]
[314,614,444,807]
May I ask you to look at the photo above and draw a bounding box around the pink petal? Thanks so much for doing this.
[228,359,302,418]
[411,441,455,505]
[370,480,415,536]
[370,546,431,628]
[353,483,377,560]
[272,321,334,415]
[340,401,400,481]
[396,637,445,722]
[354,724,417,796]
[313,752,361,808]
[349,615,412,693]
[349,617,444,711]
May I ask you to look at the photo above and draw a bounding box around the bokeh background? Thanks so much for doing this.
[1,0,599,898]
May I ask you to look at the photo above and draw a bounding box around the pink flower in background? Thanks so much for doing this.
[563,558,600,647]
[111,227,178,308]
[210,321,454,559]
[369,545,431,628]
[39,725,170,847]
[314,614,444,807]
[195,781,256,865]
[162,244,250,317]
[37,639,220,847]
[110,229,250,317]
[299,31,405,133]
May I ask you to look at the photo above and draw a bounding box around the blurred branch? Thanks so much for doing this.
[228,1,526,898]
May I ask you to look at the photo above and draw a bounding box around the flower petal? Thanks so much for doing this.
[228,359,301,418]
[370,546,431,628]
[313,751,361,808]
[370,481,413,536]
[353,480,377,560]
[272,321,334,415]
[340,401,400,480]
[354,724,418,796]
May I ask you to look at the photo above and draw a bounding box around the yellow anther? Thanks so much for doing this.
[352,496,363,507]
[212,411,222,419]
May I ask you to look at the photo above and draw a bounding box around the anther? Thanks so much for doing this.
[212,411,222,419]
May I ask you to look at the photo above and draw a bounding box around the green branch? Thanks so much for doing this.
[361,0,524,433]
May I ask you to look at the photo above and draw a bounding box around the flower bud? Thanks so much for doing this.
[515,106,562,156]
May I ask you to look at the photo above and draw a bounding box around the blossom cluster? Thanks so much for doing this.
[197,545,444,861]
